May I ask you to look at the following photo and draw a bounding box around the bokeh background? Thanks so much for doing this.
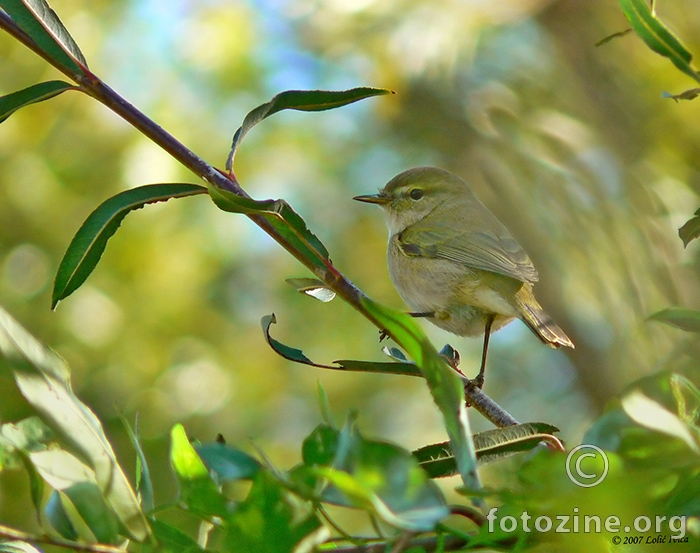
[1,0,700,530]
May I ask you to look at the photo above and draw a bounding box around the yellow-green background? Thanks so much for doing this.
[1,0,699,532]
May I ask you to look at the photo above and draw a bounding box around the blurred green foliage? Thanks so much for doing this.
[2,0,700,551]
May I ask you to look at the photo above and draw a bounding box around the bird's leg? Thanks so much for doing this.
[471,314,495,389]
[378,312,435,341]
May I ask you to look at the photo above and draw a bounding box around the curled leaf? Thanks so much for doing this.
[261,314,421,377]
[286,278,336,302]
[226,88,394,172]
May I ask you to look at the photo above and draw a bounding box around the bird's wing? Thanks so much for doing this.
[398,223,539,283]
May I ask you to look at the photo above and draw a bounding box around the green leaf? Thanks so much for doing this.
[361,298,480,493]
[170,424,229,518]
[0,81,77,124]
[0,306,150,540]
[196,442,261,483]
[45,490,78,541]
[647,307,700,332]
[225,470,321,553]
[670,373,700,426]
[119,413,154,513]
[619,0,700,83]
[302,424,340,468]
[52,183,206,307]
[413,423,561,478]
[622,391,700,453]
[261,314,422,377]
[209,189,330,267]
[150,519,207,553]
[225,88,393,172]
[35,454,120,544]
[310,421,449,532]
[0,0,87,73]
[678,207,700,247]
[285,277,336,302]
[62,482,120,544]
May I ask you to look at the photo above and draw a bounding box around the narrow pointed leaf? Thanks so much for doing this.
[413,423,561,478]
[619,0,700,83]
[361,298,480,492]
[226,87,393,171]
[119,414,154,513]
[261,314,422,377]
[648,307,700,332]
[0,306,150,540]
[52,183,206,307]
[209,187,330,265]
[0,81,77,124]
[0,0,87,73]
[679,207,700,247]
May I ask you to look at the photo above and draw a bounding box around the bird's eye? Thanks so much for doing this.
[409,188,424,200]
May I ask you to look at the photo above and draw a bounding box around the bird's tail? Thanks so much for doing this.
[517,290,574,349]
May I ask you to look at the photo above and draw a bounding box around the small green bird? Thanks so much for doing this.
[354,166,574,388]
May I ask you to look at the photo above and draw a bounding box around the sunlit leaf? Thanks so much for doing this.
[647,307,700,332]
[0,306,150,540]
[261,314,422,377]
[0,80,77,124]
[170,424,229,518]
[225,470,321,553]
[226,88,393,171]
[361,298,480,492]
[0,0,87,73]
[622,391,699,453]
[286,278,336,302]
[413,423,561,478]
[209,188,330,266]
[678,207,700,246]
[196,442,261,483]
[0,542,43,553]
[52,183,206,307]
[619,0,700,83]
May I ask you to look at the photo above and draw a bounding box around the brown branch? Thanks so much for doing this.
[0,7,519,443]
[0,524,123,553]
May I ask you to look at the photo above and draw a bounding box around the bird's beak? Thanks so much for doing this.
[353,193,391,205]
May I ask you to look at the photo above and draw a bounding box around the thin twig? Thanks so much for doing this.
[0,524,124,553]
